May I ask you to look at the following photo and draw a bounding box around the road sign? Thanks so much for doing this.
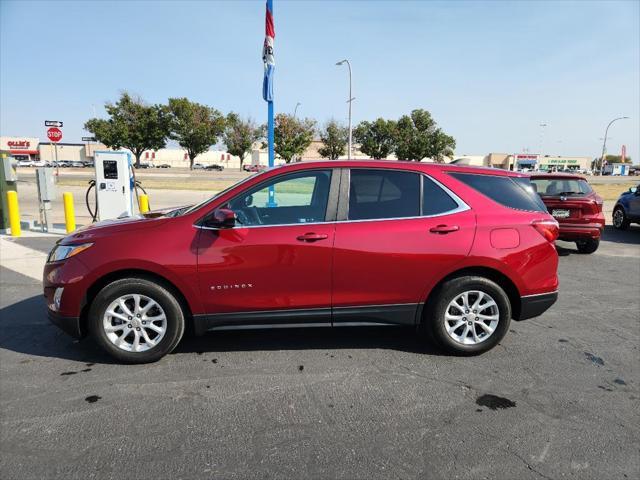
[47,128,63,143]
[82,136,96,142]
[45,120,63,128]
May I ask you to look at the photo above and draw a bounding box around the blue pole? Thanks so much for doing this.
[267,0,275,206]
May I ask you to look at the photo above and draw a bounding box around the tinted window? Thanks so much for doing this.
[529,177,593,196]
[450,173,547,212]
[228,170,332,226]
[422,176,459,215]
[349,170,420,220]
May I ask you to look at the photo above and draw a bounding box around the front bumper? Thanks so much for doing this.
[48,309,83,338]
[516,291,558,321]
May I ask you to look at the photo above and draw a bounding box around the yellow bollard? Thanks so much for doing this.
[63,192,76,233]
[138,194,149,213]
[6,190,21,237]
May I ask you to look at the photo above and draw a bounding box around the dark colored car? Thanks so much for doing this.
[157,164,171,169]
[613,184,640,230]
[205,164,224,171]
[44,161,559,363]
[529,174,604,254]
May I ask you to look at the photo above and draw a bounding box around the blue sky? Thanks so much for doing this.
[1,0,639,162]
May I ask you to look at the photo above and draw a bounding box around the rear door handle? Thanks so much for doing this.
[296,232,329,242]
[429,224,460,234]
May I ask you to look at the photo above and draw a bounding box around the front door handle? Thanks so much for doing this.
[429,224,460,234]
[296,232,329,242]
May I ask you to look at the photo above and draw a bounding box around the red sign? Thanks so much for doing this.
[47,127,62,142]
[7,140,31,149]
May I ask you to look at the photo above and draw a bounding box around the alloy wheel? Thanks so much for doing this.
[103,294,167,352]
[444,290,500,345]
[613,209,624,228]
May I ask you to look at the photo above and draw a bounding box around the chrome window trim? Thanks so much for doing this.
[194,169,470,230]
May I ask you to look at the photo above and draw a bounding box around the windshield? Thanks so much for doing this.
[174,173,261,217]
[530,177,592,197]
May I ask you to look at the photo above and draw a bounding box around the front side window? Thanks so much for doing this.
[227,170,332,226]
[348,170,420,220]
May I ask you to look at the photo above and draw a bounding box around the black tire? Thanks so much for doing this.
[576,238,599,254]
[425,276,511,355]
[613,207,630,230]
[88,278,185,363]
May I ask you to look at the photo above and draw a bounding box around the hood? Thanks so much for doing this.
[62,212,172,243]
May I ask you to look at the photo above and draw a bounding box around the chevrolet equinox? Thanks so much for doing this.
[44,161,559,363]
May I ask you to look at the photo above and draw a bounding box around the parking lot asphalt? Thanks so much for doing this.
[0,227,639,480]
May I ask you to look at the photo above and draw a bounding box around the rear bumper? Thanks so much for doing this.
[516,291,558,321]
[48,309,83,339]
[558,221,604,241]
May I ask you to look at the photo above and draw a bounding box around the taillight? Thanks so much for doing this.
[532,219,559,242]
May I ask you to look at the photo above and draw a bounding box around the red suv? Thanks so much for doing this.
[44,161,559,363]
[529,173,604,254]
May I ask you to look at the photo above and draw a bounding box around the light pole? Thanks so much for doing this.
[599,116,629,175]
[336,59,354,159]
[293,102,301,118]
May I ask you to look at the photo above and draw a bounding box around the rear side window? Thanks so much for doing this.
[422,176,459,215]
[450,173,547,212]
[349,170,420,220]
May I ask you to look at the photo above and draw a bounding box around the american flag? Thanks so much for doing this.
[262,1,275,102]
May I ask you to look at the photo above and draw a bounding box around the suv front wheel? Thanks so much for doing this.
[88,278,185,363]
[426,276,511,355]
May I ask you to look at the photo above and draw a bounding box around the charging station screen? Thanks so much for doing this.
[103,160,118,179]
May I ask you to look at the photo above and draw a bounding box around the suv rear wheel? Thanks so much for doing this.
[426,276,511,355]
[576,238,599,254]
[88,278,185,363]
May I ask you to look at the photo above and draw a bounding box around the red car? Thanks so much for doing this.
[529,173,604,254]
[44,161,559,363]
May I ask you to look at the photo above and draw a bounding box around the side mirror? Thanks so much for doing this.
[203,208,236,229]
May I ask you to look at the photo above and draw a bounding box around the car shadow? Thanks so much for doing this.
[0,295,442,364]
[601,224,640,244]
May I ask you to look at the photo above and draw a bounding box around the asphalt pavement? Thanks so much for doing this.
[0,227,639,480]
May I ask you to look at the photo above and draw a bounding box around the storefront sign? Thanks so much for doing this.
[7,140,31,149]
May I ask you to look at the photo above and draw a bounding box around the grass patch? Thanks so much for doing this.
[592,183,636,201]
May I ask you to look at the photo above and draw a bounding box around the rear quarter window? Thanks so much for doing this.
[449,172,547,212]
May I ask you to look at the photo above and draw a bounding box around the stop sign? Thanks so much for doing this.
[47,127,63,142]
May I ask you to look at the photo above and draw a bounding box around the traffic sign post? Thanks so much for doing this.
[46,125,63,178]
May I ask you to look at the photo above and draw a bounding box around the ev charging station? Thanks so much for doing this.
[93,151,135,220]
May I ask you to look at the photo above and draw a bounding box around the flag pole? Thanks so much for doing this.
[267,0,274,171]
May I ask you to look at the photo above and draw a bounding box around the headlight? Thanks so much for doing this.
[47,243,93,263]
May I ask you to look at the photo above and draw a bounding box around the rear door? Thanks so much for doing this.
[331,168,476,325]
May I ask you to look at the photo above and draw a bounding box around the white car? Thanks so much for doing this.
[16,159,34,167]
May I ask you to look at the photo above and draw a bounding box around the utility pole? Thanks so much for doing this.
[336,59,354,159]
[599,116,629,175]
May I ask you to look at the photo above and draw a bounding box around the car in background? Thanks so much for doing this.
[16,159,35,167]
[612,184,640,230]
[529,173,604,254]
[192,163,206,170]
[243,164,267,173]
[52,161,72,168]
[135,162,154,169]
[157,163,171,169]
[205,164,224,171]
[44,161,559,363]
[69,161,86,168]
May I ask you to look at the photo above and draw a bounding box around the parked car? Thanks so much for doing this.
[16,159,34,167]
[44,161,559,363]
[192,163,205,170]
[69,161,86,168]
[243,164,267,172]
[205,164,224,171]
[529,173,604,253]
[135,162,153,169]
[53,161,72,168]
[157,164,171,169]
[612,184,640,230]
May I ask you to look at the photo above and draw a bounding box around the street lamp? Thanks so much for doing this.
[336,59,354,159]
[293,102,301,118]
[599,116,629,175]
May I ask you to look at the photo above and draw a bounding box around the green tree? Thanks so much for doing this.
[394,109,455,162]
[223,113,262,170]
[353,118,396,159]
[167,97,226,170]
[270,114,316,163]
[318,119,348,159]
[84,92,170,167]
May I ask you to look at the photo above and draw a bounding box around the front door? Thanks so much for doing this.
[332,168,476,325]
[195,169,337,328]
